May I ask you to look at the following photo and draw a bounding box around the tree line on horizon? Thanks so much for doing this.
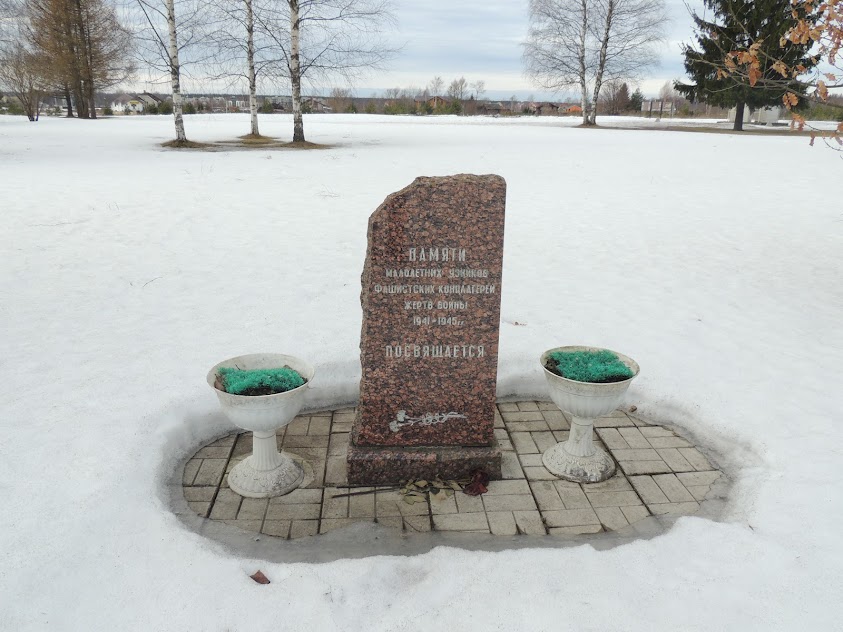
[0,0,396,143]
[1,0,840,143]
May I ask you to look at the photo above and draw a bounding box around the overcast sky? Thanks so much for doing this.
[363,0,706,99]
[140,0,707,98]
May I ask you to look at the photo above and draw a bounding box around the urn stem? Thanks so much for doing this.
[565,416,597,457]
[250,429,283,471]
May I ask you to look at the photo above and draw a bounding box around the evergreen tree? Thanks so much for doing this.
[617,83,631,112]
[629,88,644,113]
[675,0,817,131]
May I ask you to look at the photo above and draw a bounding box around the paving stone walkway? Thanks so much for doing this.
[182,401,724,539]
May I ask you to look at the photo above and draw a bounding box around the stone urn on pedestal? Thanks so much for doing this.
[207,353,314,498]
[540,346,639,483]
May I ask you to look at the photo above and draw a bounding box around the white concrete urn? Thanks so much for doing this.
[540,346,639,483]
[207,353,314,498]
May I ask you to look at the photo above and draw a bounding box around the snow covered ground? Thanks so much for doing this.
[1,113,841,630]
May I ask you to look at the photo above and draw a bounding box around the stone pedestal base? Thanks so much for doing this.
[542,443,616,483]
[347,442,502,485]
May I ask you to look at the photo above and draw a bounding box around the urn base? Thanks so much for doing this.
[228,452,304,498]
[542,443,616,484]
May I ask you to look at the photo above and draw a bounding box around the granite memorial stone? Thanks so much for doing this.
[347,174,506,484]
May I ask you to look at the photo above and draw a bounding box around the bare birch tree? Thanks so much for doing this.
[447,76,467,100]
[133,0,207,143]
[524,0,665,125]
[205,0,278,136]
[255,0,396,142]
[242,0,259,133]
[428,75,443,96]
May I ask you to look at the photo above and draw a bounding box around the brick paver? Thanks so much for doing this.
[487,511,517,535]
[182,402,725,540]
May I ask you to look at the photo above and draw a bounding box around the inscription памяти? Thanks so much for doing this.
[347,174,506,485]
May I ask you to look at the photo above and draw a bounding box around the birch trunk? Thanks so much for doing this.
[589,0,615,125]
[580,81,589,125]
[165,0,187,142]
[289,0,304,142]
[578,0,589,125]
[245,0,259,136]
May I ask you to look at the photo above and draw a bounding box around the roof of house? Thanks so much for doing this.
[112,94,142,104]
[136,92,163,105]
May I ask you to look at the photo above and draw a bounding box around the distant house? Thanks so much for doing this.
[136,92,163,109]
[562,104,582,115]
[270,95,292,111]
[728,105,784,125]
[754,106,785,124]
[304,97,330,113]
[110,92,164,114]
[212,96,230,112]
[111,94,144,114]
[535,102,560,116]
[427,96,451,109]
[477,102,504,115]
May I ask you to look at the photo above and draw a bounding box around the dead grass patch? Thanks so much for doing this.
[583,123,817,138]
[160,139,215,149]
[213,137,334,150]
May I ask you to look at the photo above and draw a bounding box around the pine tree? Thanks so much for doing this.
[676,0,817,131]
[629,88,644,113]
[617,83,631,112]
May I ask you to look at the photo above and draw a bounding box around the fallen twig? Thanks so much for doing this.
[330,486,400,498]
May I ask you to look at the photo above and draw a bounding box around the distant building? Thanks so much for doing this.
[110,92,164,114]
[641,100,675,116]
[728,105,784,125]
[136,92,163,109]
[476,102,508,115]
[110,94,144,114]
[534,102,560,116]
[427,96,450,109]
[270,96,292,111]
[304,97,330,113]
